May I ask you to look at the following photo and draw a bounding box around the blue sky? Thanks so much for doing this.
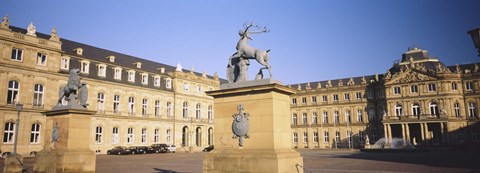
[1,1,479,85]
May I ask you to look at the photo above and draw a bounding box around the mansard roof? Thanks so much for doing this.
[290,74,384,91]
[9,26,219,81]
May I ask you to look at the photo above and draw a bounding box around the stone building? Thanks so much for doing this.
[290,47,480,149]
[0,20,220,155]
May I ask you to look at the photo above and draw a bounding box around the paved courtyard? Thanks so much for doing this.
[1,149,479,173]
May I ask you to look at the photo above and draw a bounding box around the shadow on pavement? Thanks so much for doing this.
[153,168,180,173]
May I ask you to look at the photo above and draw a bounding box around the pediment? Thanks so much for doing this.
[385,69,438,84]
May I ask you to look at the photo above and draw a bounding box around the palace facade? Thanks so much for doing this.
[0,18,478,156]
[0,20,220,155]
[290,47,480,149]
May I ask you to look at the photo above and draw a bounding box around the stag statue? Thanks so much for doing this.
[227,22,272,83]
[53,69,88,110]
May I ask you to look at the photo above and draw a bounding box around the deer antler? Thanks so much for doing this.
[243,22,257,32]
[248,26,269,34]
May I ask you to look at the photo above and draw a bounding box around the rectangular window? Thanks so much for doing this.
[345,110,351,123]
[36,53,47,66]
[313,132,319,143]
[412,104,420,116]
[428,83,436,92]
[142,99,148,116]
[184,83,190,92]
[301,97,307,104]
[81,61,90,73]
[452,82,457,90]
[344,93,350,100]
[322,112,328,124]
[335,131,340,143]
[368,108,375,121]
[141,128,147,144]
[167,129,171,143]
[95,126,103,144]
[3,122,15,144]
[114,68,122,80]
[128,71,135,82]
[127,128,134,144]
[333,94,339,101]
[60,57,69,70]
[128,97,135,115]
[98,65,106,77]
[113,95,120,114]
[154,129,159,143]
[33,84,44,107]
[334,111,339,124]
[469,103,477,118]
[357,110,363,123]
[7,80,20,105]
[112,127,119,144]
[356,92,362,100]
[466,82,473,91]
[155,100,160,117]
[323,131,329,143]
[30,123,40,144]
[11,48,23,61]
[358,131,364,142]
[322,95,327,102]
[154,76,161,87]
[311,96,317,104]
[293,132,298,143]
[302,113,307,125]
[367,90,374,99]
[167,102,172,116]
[454,103,461,117]
[410,85,418,93]
[97,93,105,113]
[393,87,401,95]
[291,98,297,105]
[166,78,172,89]
[292,114,298,125]
[303,132,308,143]
[312,112,318,124]
[141,74,148,85]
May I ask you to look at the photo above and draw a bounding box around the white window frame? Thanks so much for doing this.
[454,103,460,117]
[141,73,148,85]
[113,67,122,80]
[322,95,327,102]
[208,105,213,120]
[184,83,190,92]
[357,109,363,123]
[293,132,298,143]
[183,102,189,118]
[112,127,119,144]
[302,113,307,125]
[412,104,420,116]
[80,60,90,74]
[154,129,159,143]
[313,131,319,143]
[196,103,201,119]
[410,85,418,93]
[95,126,103,144]
[312,112,318,124]
[3,122,15,144]
[311,96,317,104]
[166,78,172,89]
[167,129,172,144]
[127,128,134,144]
[154,76,161,87]
[36,52,47,66]
[428,83,436,92]
[113,95,120,114]
[395,105,403,116]
[7,80,20,105]
[344,93,350,100]
[469,103,477,117]
[128,97,135,115]
[303,132,308,143]
[323,131,329,143]
[345,110,351,123]
[393,87,401,95]
[141,128,147,144]
[292,114,298,125]
[155,100,160,117]
[142,98,148,116]
[11,48,23,61]
[60,56,70,70]
[30,123,41,144]
[335,131,340,143]
[333,94,339,101]
[334,111,339,124]
[301,97,307,104]
[33,84,44,107]
[322,112,328,124]
[452,82,457,90]
[127,70,136,82]
[97,93,105,113]
[97,64,107,77]
[291,98,297,105]
[167,102,172,117]
[466,82,473,91]
[429,103,439,116]
[356,92,362,100]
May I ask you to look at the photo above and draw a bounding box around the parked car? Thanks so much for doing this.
[167,145,176,153]
[151,144,169,153]
[107,146,130,155]
[128,146,148,154]
[203,145,214,152]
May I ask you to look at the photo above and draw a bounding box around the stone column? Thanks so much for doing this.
[440,122,446,144]
[424,123,430,141]
[387,124,392,143]
[204,83,303,173]
[405,123,411,143]
[420,123,425,142]
[383,124,388,140]
[401,124,406,144]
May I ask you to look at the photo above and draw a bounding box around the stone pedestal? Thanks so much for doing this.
[34,109,96,173]
[204,83,303,173]
[3,154,23,173]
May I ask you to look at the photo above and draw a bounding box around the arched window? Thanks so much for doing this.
[429,103,439,116]
[112,127,119,144]
[395,105,403,116]
[167,102,172,116]
[469,103,477,118]
[3,122,15,144]
[30,123,41,144]
[33,84,44,107]
[127,128,134,144]
[95,126,103,144]
[412,104,420,116]
[196,103,201,119]
[208,105,213,120]
[7,80,20,104]
[183,102,189,118]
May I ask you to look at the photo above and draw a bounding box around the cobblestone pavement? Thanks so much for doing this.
[1,149,479,173]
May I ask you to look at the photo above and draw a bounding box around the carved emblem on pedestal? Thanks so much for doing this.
[232,104,250,147]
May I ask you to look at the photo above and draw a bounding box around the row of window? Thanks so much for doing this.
[95,126,172,145]
[392,82,475,95]
[6,80,214,119]
[292,109,376,125]
[292,130,375,144]
[292,92,368,105]
[3,122,40,144]
[11,48,48,66]
[393,102,477,117]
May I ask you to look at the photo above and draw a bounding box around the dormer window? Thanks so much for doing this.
[113,67,122,80]
[36,52,47,66]
[60,56,70,70]
[74,48,83,55]
[141,73,148,85]
[80,60,90,74]
[97,64,107,77]
[165,78,172,89]
[127,70,136,82]
[135,62,142,68]
[107,55,115,62]
[153,76,161,87]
